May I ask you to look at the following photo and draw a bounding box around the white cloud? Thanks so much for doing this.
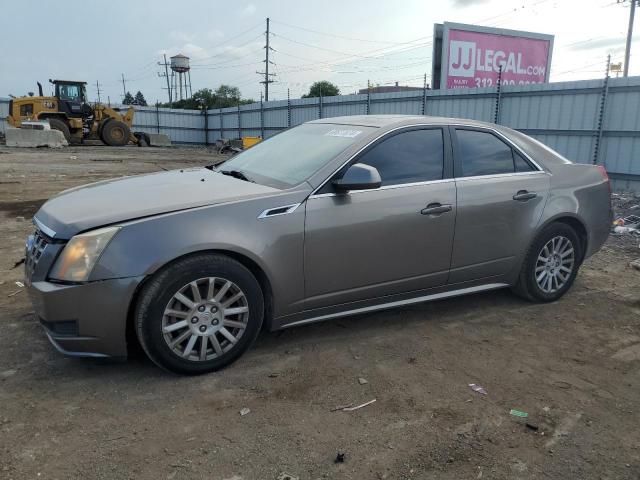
[157,43,211,61]
[207,29,224,41]
[168,30,196,43]
[240,3,257,16]
[157,38,262,64]
[450,0,490,6]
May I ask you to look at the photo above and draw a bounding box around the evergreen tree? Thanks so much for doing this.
[122,91,135,105]
[134,91,147,106]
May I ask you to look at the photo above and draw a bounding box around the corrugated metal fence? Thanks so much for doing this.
[2,76,639,189]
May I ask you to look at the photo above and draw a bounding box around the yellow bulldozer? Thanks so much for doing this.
[7,79,145,146]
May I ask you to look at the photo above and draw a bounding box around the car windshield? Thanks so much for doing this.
[218,123,375,188]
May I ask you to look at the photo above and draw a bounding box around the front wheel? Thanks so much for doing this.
[46,117,71,144]
[512,223,582,302]
[101,120,130,146]
[135,254,264,375]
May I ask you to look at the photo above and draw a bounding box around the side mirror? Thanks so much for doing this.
[332,163,382,192]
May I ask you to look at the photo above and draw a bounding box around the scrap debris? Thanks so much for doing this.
[239,407,250,416]
[334,452,346,463]
[612,215,640,235]
[340,399,377,412]
[277,474,299,480]
[510,409,529,418]
[468,383,488,395]
[611,193,640,247]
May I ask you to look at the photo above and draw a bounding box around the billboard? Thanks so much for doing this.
[432,23,554,90]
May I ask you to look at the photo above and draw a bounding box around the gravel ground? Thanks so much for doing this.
[1,145,640,480]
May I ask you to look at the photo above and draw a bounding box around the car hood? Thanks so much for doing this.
[35,167,279,239]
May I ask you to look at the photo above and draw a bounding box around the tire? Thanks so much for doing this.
[512,223,582,303]
[101,120,130,146]
[46,117,71,144]
[97,119,111,143]
[135,254,264,375]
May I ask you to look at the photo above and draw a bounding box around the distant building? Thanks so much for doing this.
[358,82,427,95]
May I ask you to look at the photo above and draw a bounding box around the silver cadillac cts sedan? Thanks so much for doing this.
[26,115,611,374]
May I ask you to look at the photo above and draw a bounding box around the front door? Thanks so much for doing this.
[449,127,550,283]
[303,126,457,311]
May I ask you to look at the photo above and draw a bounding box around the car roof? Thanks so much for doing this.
[307,114,497,129]
[308,114,570,170]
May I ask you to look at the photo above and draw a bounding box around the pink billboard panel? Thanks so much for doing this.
[445,28,551,89]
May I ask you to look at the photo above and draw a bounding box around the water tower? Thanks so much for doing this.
[170,54,192,101]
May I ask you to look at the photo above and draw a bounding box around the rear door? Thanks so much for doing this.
[303,126,457,310]
[449,127,550,283]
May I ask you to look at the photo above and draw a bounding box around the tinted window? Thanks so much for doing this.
[514,151,535,172]
[457,130,514,177]
[356,129,443,186]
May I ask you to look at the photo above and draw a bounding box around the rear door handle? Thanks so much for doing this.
[513,190,537,202]
[421,203,453,215]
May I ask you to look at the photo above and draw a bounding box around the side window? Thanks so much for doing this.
[456,129,514,177]
[514,151,535,172]
[356,129,444,186]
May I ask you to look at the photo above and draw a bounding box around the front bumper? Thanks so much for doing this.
[28,276,144,358]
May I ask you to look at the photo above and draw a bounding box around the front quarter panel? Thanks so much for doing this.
[91,190,309,318]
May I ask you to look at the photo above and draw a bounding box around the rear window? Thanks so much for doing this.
[456,129,537,177]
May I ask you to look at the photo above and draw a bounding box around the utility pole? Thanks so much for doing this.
[157,54,173,105]
[257,17,275,101]
[619,0,638,76]
[95,80,101,104]
[121,73,127,99]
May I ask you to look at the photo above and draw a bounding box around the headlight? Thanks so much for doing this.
[49,226,120,282]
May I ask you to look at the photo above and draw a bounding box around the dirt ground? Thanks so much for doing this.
[1,145,640,480]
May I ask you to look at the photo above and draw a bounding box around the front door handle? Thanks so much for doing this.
[421,203,453,215]
[513,190,537,202]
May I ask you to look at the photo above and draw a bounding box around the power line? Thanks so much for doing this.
[190,31,264,64]
[270,19,431,46]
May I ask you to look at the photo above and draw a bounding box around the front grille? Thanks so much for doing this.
[25,229,51,279]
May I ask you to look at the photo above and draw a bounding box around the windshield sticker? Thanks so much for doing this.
[324,129,362,138]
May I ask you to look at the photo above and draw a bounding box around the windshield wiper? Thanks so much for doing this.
[219,169,254,183]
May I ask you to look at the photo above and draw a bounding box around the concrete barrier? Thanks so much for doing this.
[146,133,171,147]
[5,128,68,148]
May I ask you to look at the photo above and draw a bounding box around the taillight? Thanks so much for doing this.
[597,165,612,210]
[596,164,609,182]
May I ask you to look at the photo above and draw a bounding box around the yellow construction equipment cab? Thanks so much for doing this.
[7,79,139,146]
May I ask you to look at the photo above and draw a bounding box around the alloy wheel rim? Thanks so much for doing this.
[162,277,249,361]
[534,235,575,294]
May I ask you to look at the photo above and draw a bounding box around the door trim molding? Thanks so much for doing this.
[282,282,508,329]
[309,178,455,199]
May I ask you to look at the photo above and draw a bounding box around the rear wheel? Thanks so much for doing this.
[512,223,581,302]
[46,117,71,144]
[135,254,264,375]
[101,120,130,146]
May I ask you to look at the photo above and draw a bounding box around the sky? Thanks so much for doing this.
[1,0,637,104]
